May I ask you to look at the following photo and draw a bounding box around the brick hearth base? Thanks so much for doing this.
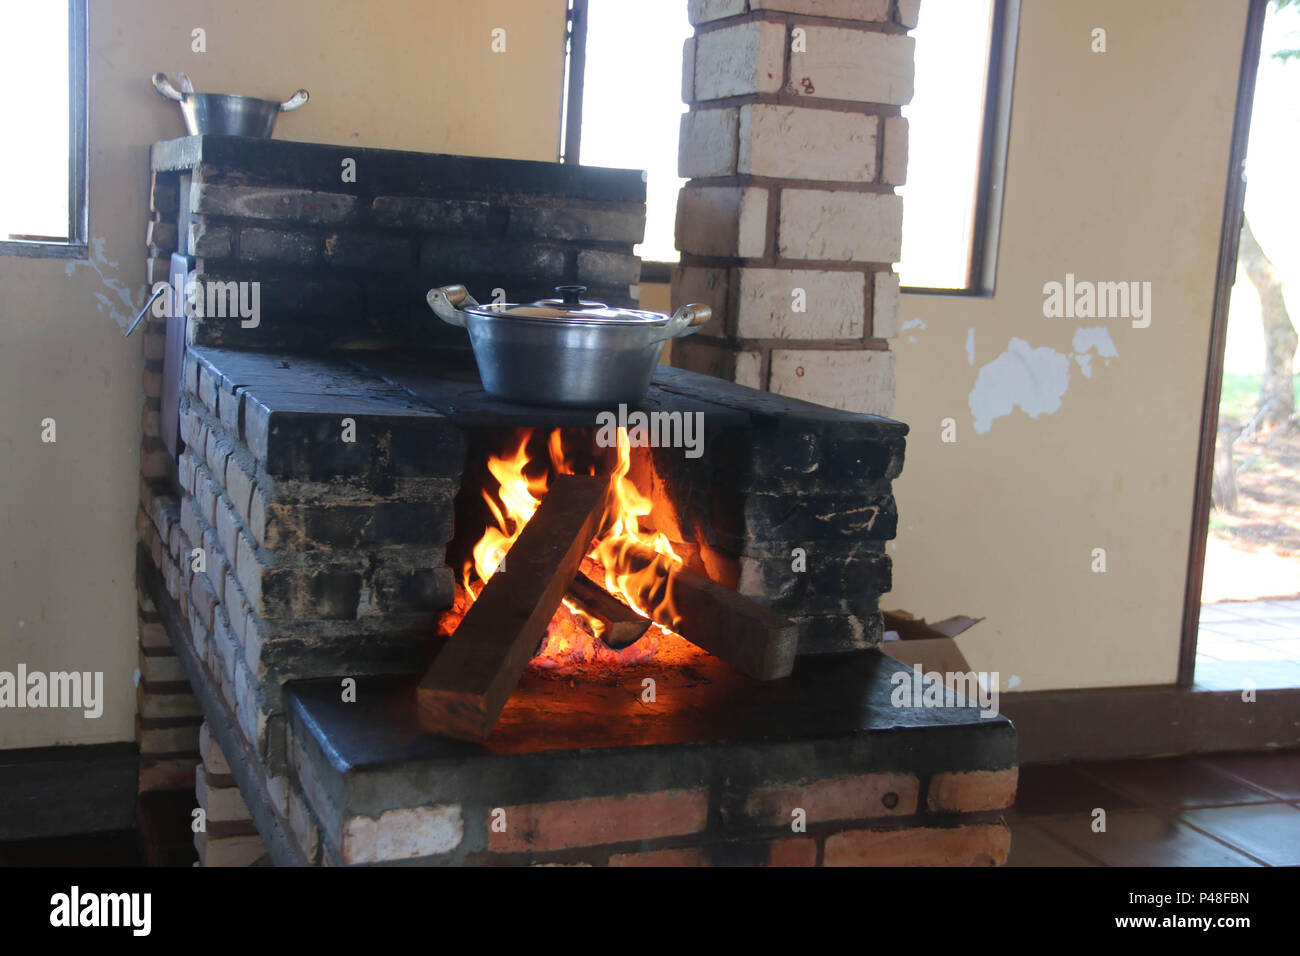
[286,654,1016,866]
[144,546,1015,866]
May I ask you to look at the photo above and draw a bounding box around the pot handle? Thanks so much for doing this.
[279,89,310,112]
[151,73,185,102]
[427,284,478,328]
[653,303,711,342]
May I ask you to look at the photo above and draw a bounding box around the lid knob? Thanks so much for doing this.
[555,285,587,305]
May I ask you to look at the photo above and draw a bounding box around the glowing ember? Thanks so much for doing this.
[445,427,687,670]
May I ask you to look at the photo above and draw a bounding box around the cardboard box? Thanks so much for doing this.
[879,610,983,688]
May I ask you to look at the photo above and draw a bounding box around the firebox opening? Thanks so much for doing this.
[442,425,731,674]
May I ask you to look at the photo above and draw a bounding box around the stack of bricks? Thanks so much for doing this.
[136,344,463,866]
[138,136,650,863]
[152,348,464,864]
[146,137,647,354]
[647,367,906,652]
[194,722,267,866]
[136,293,202,795]
[171,346,464,798]
[134,572,202,792]
[512,770,1018,867]
[671,0,919,416]
[283,697,1017,865]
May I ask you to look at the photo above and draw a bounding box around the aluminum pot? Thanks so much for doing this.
[151,74,308,137]
[427,284,711,407]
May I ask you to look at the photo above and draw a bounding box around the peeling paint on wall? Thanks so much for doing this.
[1071,326,1119,378]
[63,237,148,330]
[969,338,1072,434]
[968,329,1119,434]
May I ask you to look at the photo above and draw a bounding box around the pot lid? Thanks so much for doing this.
[464,286,669,325]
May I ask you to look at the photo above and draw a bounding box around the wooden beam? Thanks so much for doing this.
[567,573,652,649]
[417,474,609,740]
[617,542,797,680]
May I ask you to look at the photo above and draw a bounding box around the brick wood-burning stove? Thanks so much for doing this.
[133,132,1015,866]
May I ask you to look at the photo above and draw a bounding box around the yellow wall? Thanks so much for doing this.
[0,0,568,749]
[889,0,1248,690]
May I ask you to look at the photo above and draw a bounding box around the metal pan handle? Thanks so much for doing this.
[652,303,711,343]
[151,73,185,102]
[426,284,476,328]
[279,89,309,112]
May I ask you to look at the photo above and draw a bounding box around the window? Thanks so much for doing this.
[564,0,1016,287]
[0,0,87,257]
[564,0,691,265]
[898,0,1018,293]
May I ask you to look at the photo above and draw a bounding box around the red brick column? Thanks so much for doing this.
[672,0,918,416]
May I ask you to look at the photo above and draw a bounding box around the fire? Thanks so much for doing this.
[449,427,685,670]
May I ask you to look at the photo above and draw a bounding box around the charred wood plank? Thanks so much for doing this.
[417,475,609,739]
[617,542,797,680]
[567,573,652,649]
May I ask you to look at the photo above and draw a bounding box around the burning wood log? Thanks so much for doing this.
[418,474,609,740]
[566,573,652,649]
[617,542,797,680]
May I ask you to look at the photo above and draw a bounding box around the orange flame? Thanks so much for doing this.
[453,427,684,669]
[590,429,683,628]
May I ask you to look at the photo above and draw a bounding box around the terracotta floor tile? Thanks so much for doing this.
[1179,804,1300,866]
[1035,811,1260,867]
[1199,750,1300,800]
[1005,822,1097,867]
[1078,757,1276,809]
[1010,764,1138,818]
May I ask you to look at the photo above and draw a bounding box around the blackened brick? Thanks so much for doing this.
[147,220,178,256]
[239,227,321,265]
[260,568,364,621]
[259,500,455,550]
[507,203,645,243]
[718,492,898,553]
[324,233,414,272]
[151,173,180,217]
[371,196,491,233]
[193,183,360,225]
[577,249,640,287]
[738,551,891,610]
[792,610,882,655]
[419,239,565,283]
[369,566,455,614]
[190,219,234,258]
[246,406,464,483]
[819,427,906,483]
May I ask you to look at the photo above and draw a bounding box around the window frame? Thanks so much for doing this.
[900,0,1020,297]
[0,0,88,260]
[560,0,1019,290]
[560,0,588,166]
